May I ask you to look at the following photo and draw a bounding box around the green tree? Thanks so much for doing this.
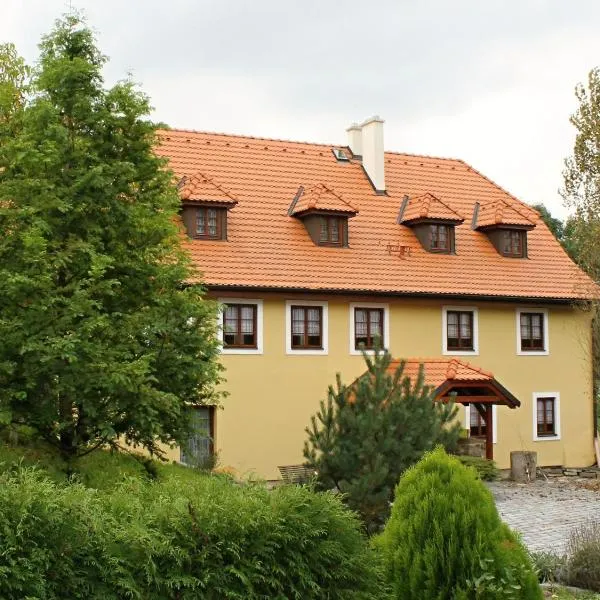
[377,448,542,599]
[0,15,223,463]
[303,347,460,533]
[0,43,30,140]
[530,203,565,243]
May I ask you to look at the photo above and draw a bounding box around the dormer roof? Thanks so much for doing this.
[400,192,464,225]
[475,198,535,230]
[290,183,358,217]
[178,172,238,207]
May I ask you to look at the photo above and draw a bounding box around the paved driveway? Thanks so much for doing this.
[488,479,600,554]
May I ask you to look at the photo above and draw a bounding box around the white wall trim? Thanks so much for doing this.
[348,302,390,355]
[442,306,479,356]
[532,392,561,441]
[516,308,549,356]
[285,300,329,355]
[217,298,264,355]
[464,404,497,444]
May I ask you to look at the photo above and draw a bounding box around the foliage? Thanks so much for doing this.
[565,520,600,592]
[531,203,565,244]
[530,550,567,583]
[457,455,499,481]
[0,461,385,600]
[304,347,461,533]
[0,15,223,462]
[377,448,542,599]
[0,42,29,139]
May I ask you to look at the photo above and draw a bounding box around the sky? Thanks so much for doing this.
[2,1,600,219]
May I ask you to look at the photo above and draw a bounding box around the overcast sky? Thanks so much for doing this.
[3,1,600,218]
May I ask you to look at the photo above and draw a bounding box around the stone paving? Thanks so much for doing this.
[488,478,600,554]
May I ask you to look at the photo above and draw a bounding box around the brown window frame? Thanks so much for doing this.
[195,206,224,240]
[223,304,257,349]
[354,307,384,350]
[536,397,556,437]
[502,230,525,258]
[470,407,487,438]
[318,216,345,247]
[290,305,323,349]
[430,223,451,253]
[180,406,215,465]
[446,310,474,351]
[520,312,545,351]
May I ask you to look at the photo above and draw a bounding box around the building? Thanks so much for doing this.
[157,117,598,479]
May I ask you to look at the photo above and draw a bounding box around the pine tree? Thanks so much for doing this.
[0,15,223,462]
[303,347,460,533]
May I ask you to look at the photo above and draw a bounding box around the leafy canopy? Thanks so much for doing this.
[304,347,461,533]
[0,15,223,460]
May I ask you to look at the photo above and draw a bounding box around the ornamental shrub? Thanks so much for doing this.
[376,448,542,600]
[457,455,499,481]
[565,519,600,592]
[0,466,385,599]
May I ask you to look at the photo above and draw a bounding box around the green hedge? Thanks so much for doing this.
[0,467,384,599]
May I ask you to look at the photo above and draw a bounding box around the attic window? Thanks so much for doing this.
[319,216,345,246]
[430,224,451,253]
[502,230,525,258]
[182,205,228,241]
[332,148,349,161]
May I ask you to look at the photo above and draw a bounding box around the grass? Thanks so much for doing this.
[544,585,600,599]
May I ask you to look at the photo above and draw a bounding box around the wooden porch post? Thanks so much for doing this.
[485,404,493,460]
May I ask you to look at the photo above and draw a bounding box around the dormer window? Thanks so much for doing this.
[430,224,451,253]
[319,216,344,246]
[289,184,358,248]
[502,230,525,258]
[195,206,224,239]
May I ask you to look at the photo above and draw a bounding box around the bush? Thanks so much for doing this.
[457,456,499,481]
[376,448,542,599]
[565,520,600,592]
[0,467,385,599]
[530,550,566,583]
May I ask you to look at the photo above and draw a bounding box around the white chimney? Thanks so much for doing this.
[360,115,385,192]
[346,122,362,157]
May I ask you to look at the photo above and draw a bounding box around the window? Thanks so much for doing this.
[502,230,525,257]
[516,309,548,355]
[291,305,323,349]
[354,308,384,350]
[218,299,263,354]
[446,310,473,350]
[470,407,487,437]
[180,406,214,466]
[533,393,560,440]
[223,304,257,348]
[430,224,450,253]
[318,216,344,246]
[286,301,328,355]
[195,206,224,239]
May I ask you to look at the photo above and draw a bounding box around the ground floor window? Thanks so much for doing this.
[470,407,487,437]
[533,392,560,441]
[180,406,215,466]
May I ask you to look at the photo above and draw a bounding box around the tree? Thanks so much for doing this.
[0,43,29,140]
[0,15,223,463]
[530,203,565,244]
[303,347,461,533]
[377,448,542,599]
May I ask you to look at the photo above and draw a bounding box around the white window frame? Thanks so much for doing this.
[532,392,561,441]
[516,308,549,356]
[464,404,497,444]
[349,302,390,355]
[218,298,263,355]
[286,300,328,355]
[442,306,479,356]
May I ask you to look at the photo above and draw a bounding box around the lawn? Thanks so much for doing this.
[544,585,600,599]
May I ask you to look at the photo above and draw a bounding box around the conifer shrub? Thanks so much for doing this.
[376,448,542,600]
[457,455,499,481]
[0,467,385,599]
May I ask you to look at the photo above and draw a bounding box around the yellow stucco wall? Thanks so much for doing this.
[165,294,595,479]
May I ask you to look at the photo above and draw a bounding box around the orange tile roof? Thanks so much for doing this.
[476,198,534,229]
[179,171,238,205]
[388,358,494,388]
[291,183,358,216]
[400,192,464,224]
[157,129,598,301]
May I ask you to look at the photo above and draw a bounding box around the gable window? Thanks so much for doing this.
[180,406,214,466]
[291,305,323,349]
[223,304,257,348]
[354,308,384,350]
[533,393,560,440]
[446,310,473,350]
[430,224,450,253]
[502,230,525,257]
[319,216,344,246]
[516,309,548,355]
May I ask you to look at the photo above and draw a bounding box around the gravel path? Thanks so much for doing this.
[488,479,600,554]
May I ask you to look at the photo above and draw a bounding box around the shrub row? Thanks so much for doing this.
[0,467,383,599]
